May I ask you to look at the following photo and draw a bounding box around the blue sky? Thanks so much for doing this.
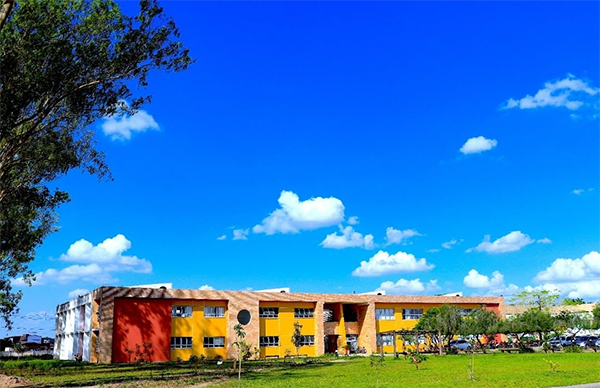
[6,1,599,337]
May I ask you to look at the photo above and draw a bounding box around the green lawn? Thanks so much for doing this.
[2,352,600,387]
[212,353,600,388]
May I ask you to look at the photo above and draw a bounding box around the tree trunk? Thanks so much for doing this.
[0,0,14,31]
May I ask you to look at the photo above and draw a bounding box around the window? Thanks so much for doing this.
[204,306,225,318]
[460,309,473,317]
[259,307,279,318]
[172,306,193,318]
[376,308,395,320]
[203,337,225,348]
[402,308,423,320]
[171,337,192,349]
[377,334,393,346]
[294,308,314,318]
[260,336,279,347]
[298,335,315,346]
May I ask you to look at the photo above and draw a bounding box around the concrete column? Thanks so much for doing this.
[315,301,324,355]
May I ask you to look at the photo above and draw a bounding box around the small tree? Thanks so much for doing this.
[460,308,498,352]
[592,304,600,330]
[291,321,303,358]
[369,353,385,387]
[13,341,25,360]
[511,290,559,310]
[232,323,246,388]
[555,310,591,337]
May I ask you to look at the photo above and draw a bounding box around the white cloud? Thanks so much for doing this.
[535,251,600,283]
[253,190,345,235]
[527,281,600,301]
[233,229,249,241]
[60,234,152,273]
[352,250,434,277]
[320,226,375,249]
[467,231,534,254]
[101,110,159,141]
[377,278,440,295]
[68,289,90,299]
[385,227,421,245]
[347,216,360,225]
[459,136,498,155]
[199,285,214,291]
[572,188,594,195]
[216,235,227,241]
[427,249,441,253]
[537,238,552,244]
[13,234,151,286]
[442,239,461,249]
[502,74,599,111]
[463,269,519,295]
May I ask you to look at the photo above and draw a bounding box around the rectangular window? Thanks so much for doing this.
[402,308,423,320]
[259,307,279,318]
[203,337,225,348]
[260,336,280,347]
[298,335,315,346]
[172,306,193,318]
[294,308,314,318]
[171,337,192,349]
[204,306,225,318]
[375,308,395,320]
[377,334,393,346]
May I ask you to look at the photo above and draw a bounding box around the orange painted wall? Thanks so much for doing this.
[112,298,172,363]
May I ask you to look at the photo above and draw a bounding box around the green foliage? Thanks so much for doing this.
[562,298,585,306]
[554,310,590,335]
[369,353,385,387]
[592,304,600,329]
[291,321,303,357]
[415,305,464,347]
[0,0,193,328]
[543,358,559,374]
[563,345,582,353]
[510,290,559,310]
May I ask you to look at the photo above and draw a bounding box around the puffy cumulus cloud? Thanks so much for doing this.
[253,191,344,235]
[320,226,375,249]
[68,289,90,299]
[199,285,214,290]
[535,251,600,283]
[101,110,159,141]
[502,74,599,111]
[13,234,151,286]
[60,234,152,273]
[526,281,600,301]
[459,136,498,155]
[352,250,434,277]
[467,231,536,254]
[233,229,249,241]
[377,278,440,295]
[463,269,519,295]
[385,227,421,245]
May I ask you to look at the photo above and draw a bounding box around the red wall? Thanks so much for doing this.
[112,298,172,363]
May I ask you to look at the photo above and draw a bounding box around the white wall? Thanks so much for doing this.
[54,292,94,361]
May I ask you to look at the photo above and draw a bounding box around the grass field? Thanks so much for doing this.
[2,352,600,387]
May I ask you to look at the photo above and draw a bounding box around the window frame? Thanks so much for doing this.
[294,308,314,318]
[204,306,225,318]
[203,336,225,348]
[402,308,423,320]
[375,308,395,321]
[298,335,315,346]
[171,305,193,318]
[377,334,394,346]
[259,307,279,318]
[171,336,193,349]
[259,336,280,347]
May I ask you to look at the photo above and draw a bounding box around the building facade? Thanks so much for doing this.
[54,286,504,363]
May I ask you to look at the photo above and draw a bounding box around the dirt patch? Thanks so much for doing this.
[0,374,31,388]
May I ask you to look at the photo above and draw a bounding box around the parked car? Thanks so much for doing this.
[449,339,472,351]
[548,338,563,350]
[585,337,600,349]
[574,336,596,348]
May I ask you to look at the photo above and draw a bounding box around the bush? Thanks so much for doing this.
[519,345,535,354]
[446,348,459,355]
[563,345,582,353]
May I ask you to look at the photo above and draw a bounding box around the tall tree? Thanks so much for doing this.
[415,305,464,348]
[0,0,192,328]
[510,290,559,310]
[460,307,499,351]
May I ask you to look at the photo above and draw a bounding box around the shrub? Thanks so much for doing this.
[519,345,535,353]
[543,358,559,373]
[563,345,582,353]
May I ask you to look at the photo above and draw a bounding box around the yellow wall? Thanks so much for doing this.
[375,303,481,353]
[259,302,316,358]
[170,300,228,361]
